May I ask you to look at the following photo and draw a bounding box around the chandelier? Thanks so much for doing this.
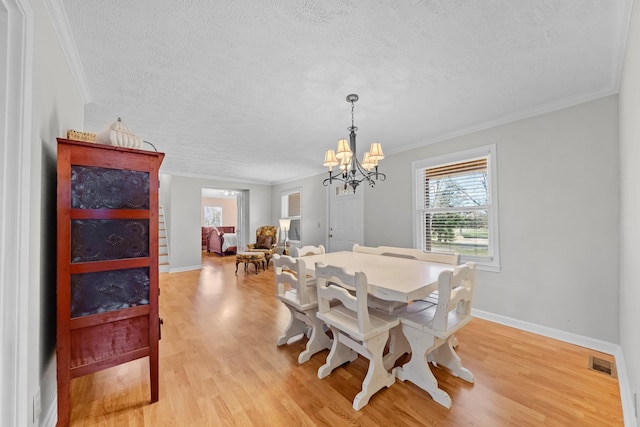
[322,94,386,192]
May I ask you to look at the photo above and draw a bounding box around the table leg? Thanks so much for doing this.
[383,325,411,371]
[427,337,474,383]
[392,325,452,408]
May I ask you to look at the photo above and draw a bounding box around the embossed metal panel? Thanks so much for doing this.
[71,268,150,318]
[71,165,150,209]
[71,219,149,262]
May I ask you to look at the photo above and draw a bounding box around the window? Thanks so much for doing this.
[281,188,301,243]
[413,145,500,271]
[203,206,222,227]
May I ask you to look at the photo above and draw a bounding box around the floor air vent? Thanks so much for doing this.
[589,355,617,378]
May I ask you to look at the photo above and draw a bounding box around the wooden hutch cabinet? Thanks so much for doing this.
[56,138,164,425]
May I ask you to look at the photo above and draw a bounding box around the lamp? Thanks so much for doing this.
[279,218,291,250]
[323,94,386,192]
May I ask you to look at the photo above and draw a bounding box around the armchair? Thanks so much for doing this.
[246,225,279,268]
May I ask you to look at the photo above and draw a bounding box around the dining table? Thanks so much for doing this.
[298,250,460,404]
[301,251,454,303]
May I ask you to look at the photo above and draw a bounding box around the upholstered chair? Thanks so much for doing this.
[246,225,279,268]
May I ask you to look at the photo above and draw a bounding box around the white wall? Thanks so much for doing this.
[165,175,271,271]
[364,96,620,343]
[30,0,84,424]
[271,174,328,247]
[619,0,640,423]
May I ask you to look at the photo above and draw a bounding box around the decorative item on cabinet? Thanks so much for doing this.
[56,138,164,426]
[95,117,143,148]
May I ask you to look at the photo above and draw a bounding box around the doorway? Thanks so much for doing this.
[201,187,247,250]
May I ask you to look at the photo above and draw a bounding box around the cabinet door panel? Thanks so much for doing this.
[71,166,150,209]
[69,316,150,368]
[71,219,149,262]
[71,267,150,317]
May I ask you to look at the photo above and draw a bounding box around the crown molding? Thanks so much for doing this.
[44,0,92,103]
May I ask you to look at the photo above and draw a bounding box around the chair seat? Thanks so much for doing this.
[394,301,472,339]
[276,289,318,312]
[318,305,398,342]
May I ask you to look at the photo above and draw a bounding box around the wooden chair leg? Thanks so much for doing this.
[353,332,395,410]
[277,306,307,346]
[393,325,452,408]
[318,327,358,379]
[298,312,332,364]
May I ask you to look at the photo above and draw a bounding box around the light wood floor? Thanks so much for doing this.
[68,253,623,426]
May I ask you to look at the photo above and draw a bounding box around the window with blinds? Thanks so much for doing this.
[281,188,302,243]
[414,145,500,271]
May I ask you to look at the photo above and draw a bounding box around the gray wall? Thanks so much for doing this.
[162,174,272,271]
[30,0,85,424]
[619,0,640,421]
[365,96,620,343]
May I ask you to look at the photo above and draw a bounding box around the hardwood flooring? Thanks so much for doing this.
[68,253,623,426]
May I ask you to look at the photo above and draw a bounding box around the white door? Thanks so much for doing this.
[327,184,364,252]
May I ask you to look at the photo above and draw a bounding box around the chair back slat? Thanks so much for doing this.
[315,262,371,335]
[273,254,314,306]
[432,263,476,332]
[291,245,325,257]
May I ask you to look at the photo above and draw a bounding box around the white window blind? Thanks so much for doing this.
[288,192,301,217]
[282,188,302,243]
[414,145,499,271]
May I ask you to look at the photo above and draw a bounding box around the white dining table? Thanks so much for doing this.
[300,251,454,303]
[299,250,461,406]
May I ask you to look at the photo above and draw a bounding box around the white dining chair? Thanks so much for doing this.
[353,244,460,364]
[314,262,399,410]
[272,254,331,364]
[392,262,476,408]
[290,244,325,257]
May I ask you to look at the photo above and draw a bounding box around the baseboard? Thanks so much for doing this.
[472,309,636,426]
[472,309,618,353]
[169,265,202,273]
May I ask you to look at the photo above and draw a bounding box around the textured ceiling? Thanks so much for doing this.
[60,0,630,184]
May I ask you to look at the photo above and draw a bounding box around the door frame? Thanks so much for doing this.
[1,0,33,424]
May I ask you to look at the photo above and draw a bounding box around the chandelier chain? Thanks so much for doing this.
[351,99,355,130]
